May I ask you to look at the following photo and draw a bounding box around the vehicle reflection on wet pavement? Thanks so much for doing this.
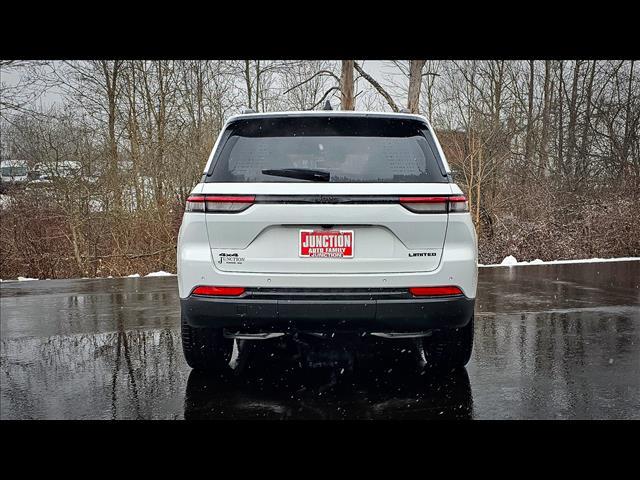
[1,261,639,419]
[184,337,474,420]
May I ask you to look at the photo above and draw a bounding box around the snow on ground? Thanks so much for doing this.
[500,255,518,266]
[144,271,175,277]
[2,272,173,282]
[480,256,640,268]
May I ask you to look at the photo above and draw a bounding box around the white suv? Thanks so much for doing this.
[177,110,477,371]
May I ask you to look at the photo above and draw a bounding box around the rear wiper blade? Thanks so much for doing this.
[261,168,330,182]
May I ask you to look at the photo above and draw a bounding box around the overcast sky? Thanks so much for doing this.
[1,60,404,111]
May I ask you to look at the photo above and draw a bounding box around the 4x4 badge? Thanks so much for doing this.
[218,252,245,265]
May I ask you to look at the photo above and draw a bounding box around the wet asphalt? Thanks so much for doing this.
[1,261,639,420]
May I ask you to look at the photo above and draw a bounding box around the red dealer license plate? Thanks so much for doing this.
[299,230,354,258]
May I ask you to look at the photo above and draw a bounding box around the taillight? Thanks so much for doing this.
[400,196,448,213]
[409,286,463,297]
[186,195,255,213]
[185,195,206,212]
[399,196,469,213]
[192,286,246,296]
[447,196,469,213]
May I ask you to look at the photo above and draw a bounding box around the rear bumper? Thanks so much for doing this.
[181,289,474,332]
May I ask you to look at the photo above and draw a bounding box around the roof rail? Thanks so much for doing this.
[241,108,256,114]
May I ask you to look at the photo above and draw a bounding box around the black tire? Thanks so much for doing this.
[181,310,233,371]
[421,313,474,372]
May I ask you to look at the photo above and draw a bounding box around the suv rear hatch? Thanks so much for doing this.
[198,114,454,275]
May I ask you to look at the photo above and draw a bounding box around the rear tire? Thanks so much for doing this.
[181,310,233,371]
[421,313,474,372]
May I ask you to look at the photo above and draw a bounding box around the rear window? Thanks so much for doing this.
[206,116,448,183]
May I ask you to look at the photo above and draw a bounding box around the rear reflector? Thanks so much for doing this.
[409,286,463,297]
[400,196,469,213]
[186,195,255,213]
[192,286,246,296]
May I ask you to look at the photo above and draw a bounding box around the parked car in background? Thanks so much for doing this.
[0,159,29,184]
[32,160,81,182]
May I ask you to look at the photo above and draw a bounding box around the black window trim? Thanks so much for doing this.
[204,116,449,183]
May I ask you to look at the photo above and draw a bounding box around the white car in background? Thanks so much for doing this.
[177,110,478,372]
[0,159,29,183]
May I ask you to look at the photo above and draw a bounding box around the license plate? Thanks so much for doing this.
[299,230,354,258]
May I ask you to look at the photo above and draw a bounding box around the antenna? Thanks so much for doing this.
[241,108,256,114]
[323,100,333,111]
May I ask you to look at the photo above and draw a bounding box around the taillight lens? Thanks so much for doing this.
[185,195,206,212]
[399,196,469,213]
[192,286,246,296]
[409,286,463,297]
[400,196,448,213]
[448,196,469,213]
[186,195,255,213]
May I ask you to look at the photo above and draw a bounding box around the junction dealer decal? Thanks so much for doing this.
[299,230,354,258]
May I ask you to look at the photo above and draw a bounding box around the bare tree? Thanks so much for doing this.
[1,59,639,279]
[407,60,426,113]
[280,61,340,110]
[354,61,400,112]
[340,61,355,110]
[539,60,553,176]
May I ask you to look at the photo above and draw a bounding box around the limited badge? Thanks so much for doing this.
[408,251,437,257]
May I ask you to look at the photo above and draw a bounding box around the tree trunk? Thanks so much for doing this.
[340,60,355,110]
[70,222,84,276]
[100,60,122,210]
[566,60,581,173]
[524,60,535,165]
[539,60,552,176]
[622,60,636,173]
[244,60,252,109]
[124,61,143,210]
[475,138,482,235]
[558,61,565,175]
[407,60,426,113]
[578,60,596,183]
[255,60,261,112]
